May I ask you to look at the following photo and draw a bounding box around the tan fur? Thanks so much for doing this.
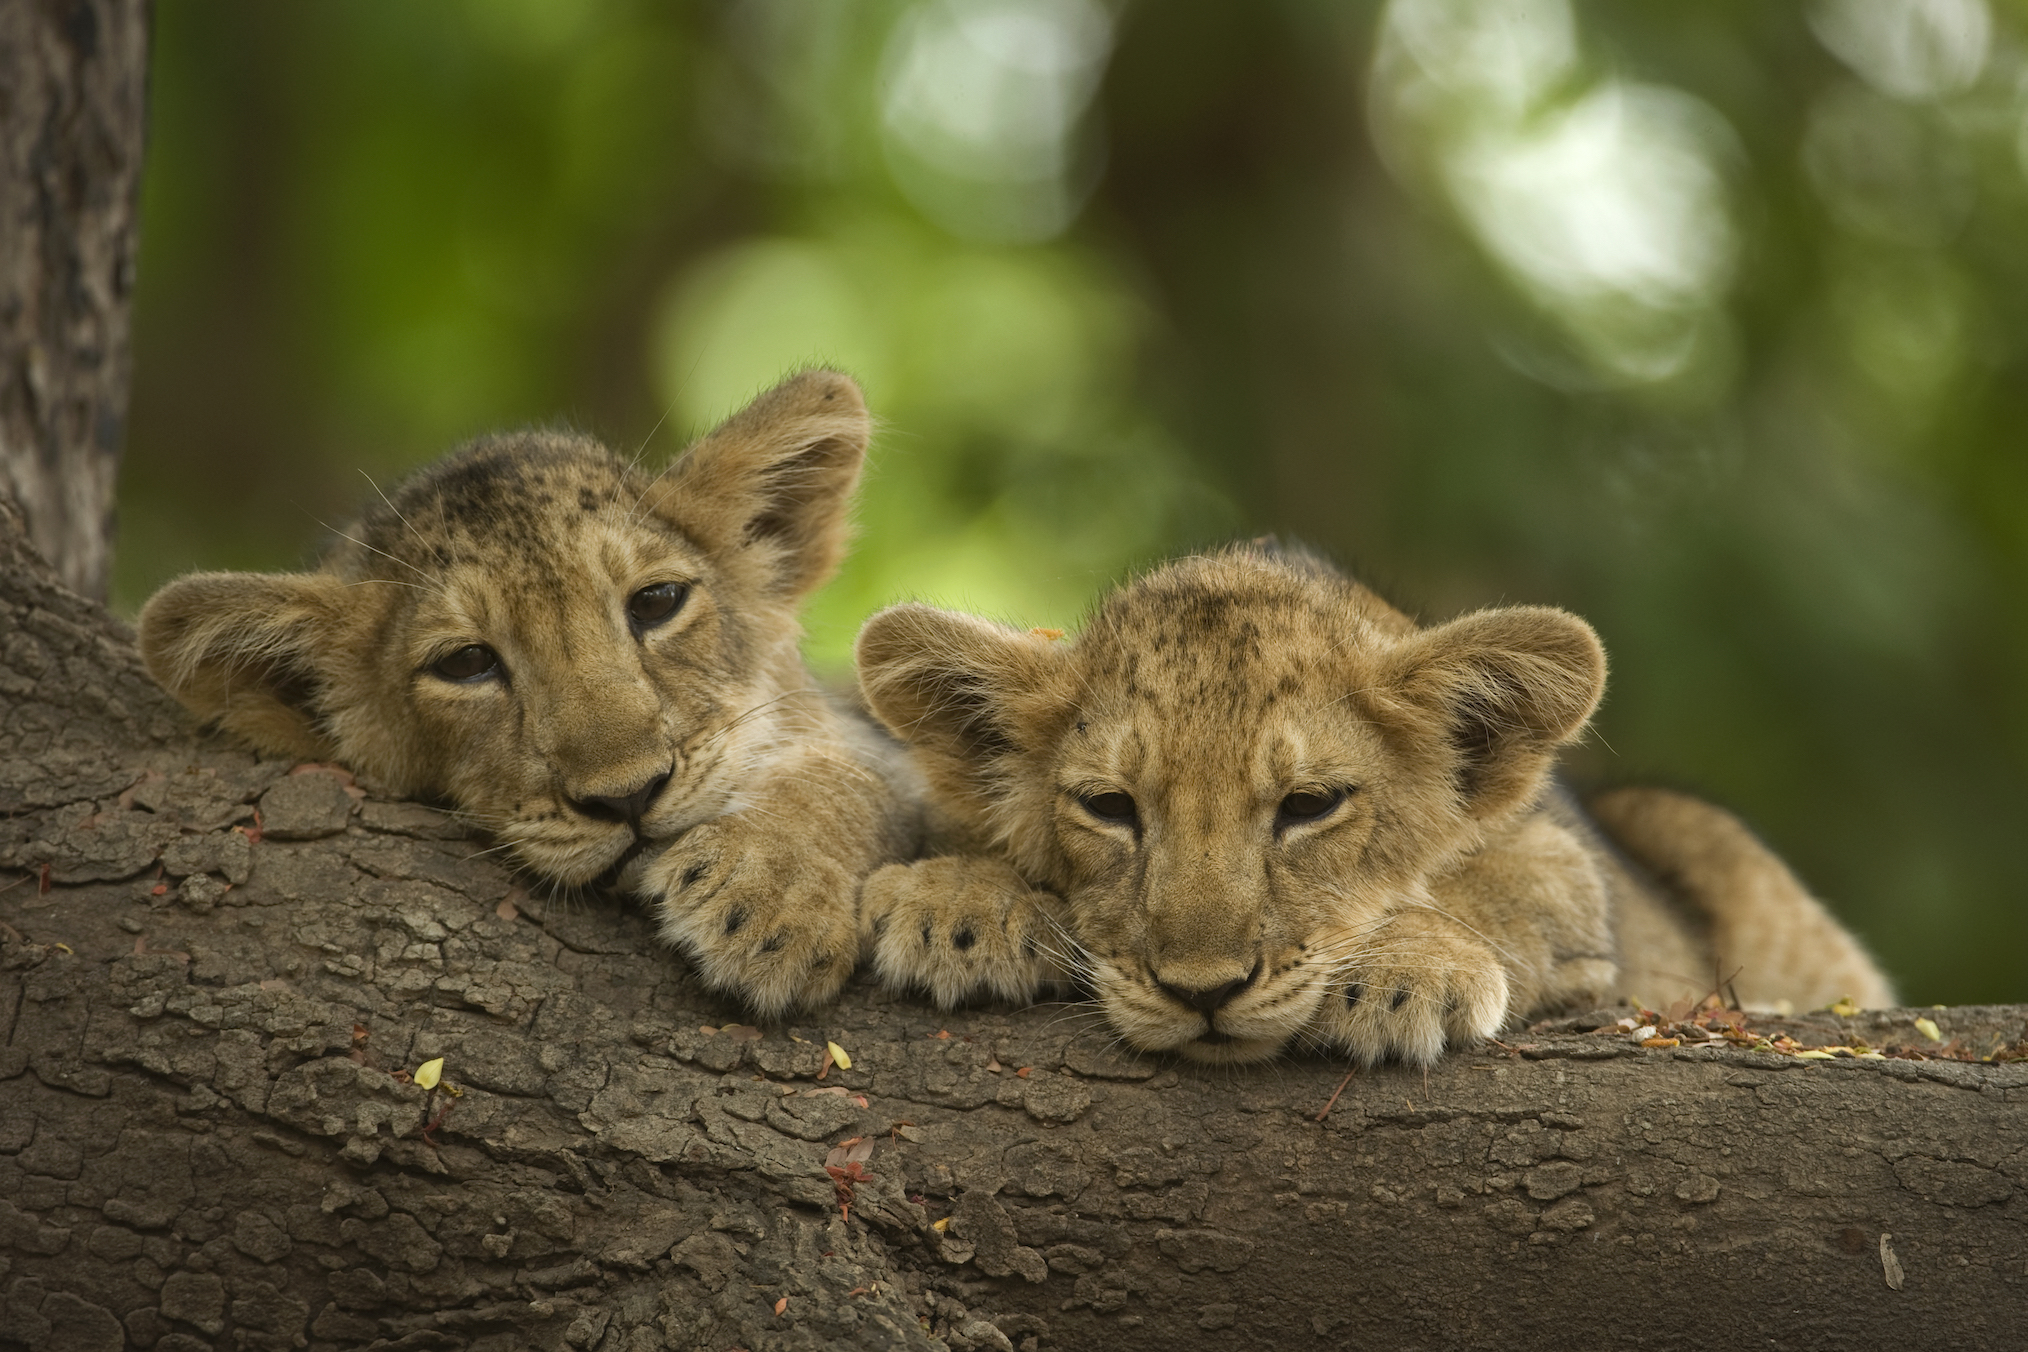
[1589,786,1894,1010]
[140,371,922,1015]
[853,545,1892,1065]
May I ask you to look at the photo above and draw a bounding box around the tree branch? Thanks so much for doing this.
[2,503,2025,1352]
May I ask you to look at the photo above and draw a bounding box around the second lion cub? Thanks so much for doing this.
[853,544,1892,1065]
[140,371,919,1016]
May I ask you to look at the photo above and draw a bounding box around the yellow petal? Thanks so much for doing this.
[1827,997,1860,1017]
[1794,1049,1836,1060]
[826,1041,852,1070]
[931,1217,951,1233]
[1913,1017,1943,1043]
[414,1057,444,1089]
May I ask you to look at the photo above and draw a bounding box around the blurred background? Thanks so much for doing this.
[115,0,2026,1003]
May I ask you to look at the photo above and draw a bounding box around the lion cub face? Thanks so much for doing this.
[141,371,870,885]
[857,548,1605,1063]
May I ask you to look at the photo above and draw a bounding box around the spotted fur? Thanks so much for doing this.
[854,545,1892,1065]
[140,371,923,1015]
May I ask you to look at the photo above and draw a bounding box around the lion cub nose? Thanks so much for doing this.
[1153,958,1264,1013]
[571,770,672,826]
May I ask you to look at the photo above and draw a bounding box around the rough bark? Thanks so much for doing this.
[0,503,2023,1352]
[0,0,149,600]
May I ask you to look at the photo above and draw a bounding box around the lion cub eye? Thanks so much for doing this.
[1277,787,1346,829]
[628,581,689,632]
[1079,791,1139,826]
[431,644,500,684]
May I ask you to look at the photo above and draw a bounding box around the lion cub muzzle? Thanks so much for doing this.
[1149,955,1263,1013]
[523,643,678,823]
[568,768,672,827]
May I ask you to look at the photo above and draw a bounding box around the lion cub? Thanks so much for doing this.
[853,544,1892,1065]
[141,371,921,1014]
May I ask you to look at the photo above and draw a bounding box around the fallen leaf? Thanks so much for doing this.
[413,1058,444,1089]
[1879,1233,1904,1291]
[150,884,167,896]
[931,1217,951,1233]
[934,1030,951,1040]
[774,1297,788,1316]
[1914,1017,1943,1043]
[1793,1050,1836,1060]
[817,1049,833,1081]
[985,1056,1004,1073]
[700,1025,718,1036]
[826,1040,853,1070]
[1827,995,1860,1017]
[804,1086,850,1098]
[495,897,520,921]
[1015,1066,1032,1078]
[723,1024,763,1042]
[1630,1026,1657,1042]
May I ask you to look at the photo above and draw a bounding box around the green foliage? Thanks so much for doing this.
[117,0,2028,1001]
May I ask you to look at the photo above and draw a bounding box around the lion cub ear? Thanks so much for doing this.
[856,604,1065,769]
[138,570,352,761]
[1385,607,1606,822]
[648,369,871,598]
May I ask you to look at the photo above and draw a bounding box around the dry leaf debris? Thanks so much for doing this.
[823,1136,877,1222]
[1521,997,2026,1065]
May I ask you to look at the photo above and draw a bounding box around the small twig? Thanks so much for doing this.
[1700,964,1746,1014]
[1314,1065,1358,1121]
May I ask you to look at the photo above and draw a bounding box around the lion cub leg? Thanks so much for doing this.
[860,855,1077,1007]
[1305,810,1618,1065]
[1589,787,1894,1010]
[1303,905,1512,1065]
[630,752,907,1018]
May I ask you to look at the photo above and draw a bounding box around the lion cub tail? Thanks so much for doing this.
[1588,786,1897,1012]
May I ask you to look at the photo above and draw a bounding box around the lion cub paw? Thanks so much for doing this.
[631,815,859,1018]
[861,856,1072,1008]
[1306,908,1511,1066]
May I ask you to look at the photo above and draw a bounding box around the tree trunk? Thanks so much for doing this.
[0,0,149,601]
[1,508,2024,1352]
